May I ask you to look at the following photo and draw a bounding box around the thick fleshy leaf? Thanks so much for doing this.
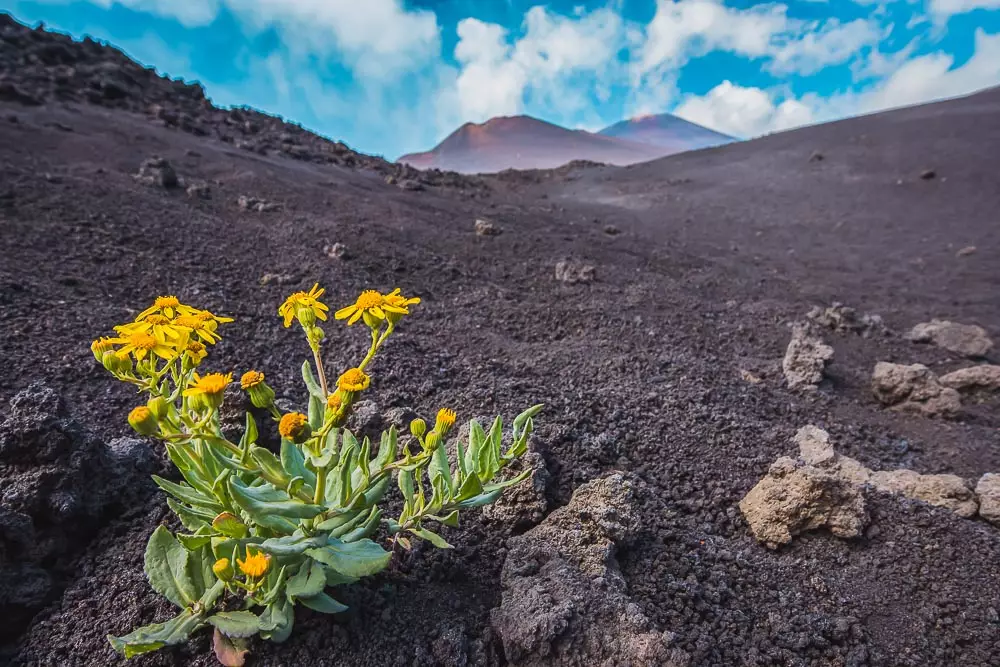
[259,599,294,643]
[167,498,213,532]
[208,611,261,639]
[325,509,367,538]
[213,628,250,667]
[152,476,223,511]
[454,487,504,509]
[373,427,396,469]
[144,526,200,608]
[455,471,483,502]
[108,608,204,658]
[512,404,543,443]
[428,510,460,528]
[305,537,391,578]
[281,440,316,488]
[299,592,348,615]
[229,478,324,519]
[429,444,453,496]
[339,507,382,542]
[285,561,327,601]
[258,533,327,558]
[410,527,454,549]
[240,412,258,451]
[308,393,324,430]
[301,360,324,399]
[177,533,213,551]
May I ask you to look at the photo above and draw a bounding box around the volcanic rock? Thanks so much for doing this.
[238,195,279,212]
[482,452,550,533]
[554,260,595,284]
[939,364,1000,393]
[782,324,833,390]
[323,242,349,259]
[491,473,688,666]
[134,156,177,188]
[868,469,978,518]
[739,457,869,549]
[806,302,886,337]
[185,181,211,199]
[871,362,962,418]
[974,474,1000,525]
[906,319,994,358]
[475,218,501,236]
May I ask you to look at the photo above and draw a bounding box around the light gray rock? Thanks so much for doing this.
[975,474,1000,525]
[806,302,886,337]
[554,260,595,284]
[939,365,1000,393]
[871,362,962,418]
[782,324,833,390]
[869,469,978,518]
[475,218,501,236]
[907,319,994,358]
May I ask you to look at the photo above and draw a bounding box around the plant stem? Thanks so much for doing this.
[312,347,329,397]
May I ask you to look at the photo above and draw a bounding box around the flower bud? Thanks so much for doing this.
[91,337,115,363]
[433,408,457,437]
[409,418,427,438]
[146,396,170,422]
[212,512,249,539]
[296,305,318,328]
[278,412,311,444]
[212,558,235,582]
[240,370,275,409]
[128,406,158,436]
[102,349,131,375]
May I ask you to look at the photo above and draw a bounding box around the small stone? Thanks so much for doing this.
[871,362,962,418]
[135,156,178,188]
[907,319,994,358]
[555,260,596,284]
[603,224,621,235]
[869,469,978,518]
[782,323,833,391]
[919,169,936,180]
[185,182,211,199]
[939,365,1000,393]
[809,151,824,162]
[323,242,349,259]
[956,245,977,257]
[474,218,501,236]
[259,273,297,287]
[398,179,424,191]
[975,474,1000,525]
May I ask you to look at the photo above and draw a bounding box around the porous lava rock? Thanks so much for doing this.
[906,319,994,358]
[482,451,550,533]
[806,302,886,337]
[491,473,689,666]
[0,383,157,646]
[939,364,1000,394]
[782,323,834,390]
[974,473,1000,525]
[868,469,978,518]
[871,362,962,418]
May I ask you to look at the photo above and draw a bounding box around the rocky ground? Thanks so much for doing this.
[2,13,1000,667]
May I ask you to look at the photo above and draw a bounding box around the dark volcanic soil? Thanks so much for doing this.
[3,14,1000,667]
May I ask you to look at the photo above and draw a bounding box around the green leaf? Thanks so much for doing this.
[454,487,504,509]
[308,393,324,430]
[153,476,223,511]
[250,447,293,490]
[299,592,348,615]
[167,498,214,532]
[177,533,214,551]
[301,360,324,399]
[374,427,396,469]
[465,420,485,477]
[455,471,483,502]
[144,526,200,608]
[428,510,460,528]
[326,509,368,538]
[229,478,324,519]
[259,598,294,643]
[305,537,391,578]
[213,627,250,667]
[108,608,205,658]
[281,440,317,487]
[258,533,327,558]
[337,447,356,508]
[339,507,382,542]
[512,404,543,443]
[208,611,261,639]
[324,568,360,587]
[429,443,453,496]
[164,442,218,497]
[285,561,327,602]
[240,412,258,450]
[364,475,390,506]
[410,527,454,549]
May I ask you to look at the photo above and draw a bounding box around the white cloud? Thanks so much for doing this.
[452,6,627,125]
[767,18,881,75]
[672,29,1000,138]
[929,0,1000,19]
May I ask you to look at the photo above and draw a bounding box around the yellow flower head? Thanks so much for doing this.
[326,391,343,410]
[240,370,265,389]
[136,295,183,320]
[335,290,388,327]
[237,549,271,579]
[184,340,208,364]
[172,314,221,345]
[115,317,191,351]
[212,558,234,582]
[278,283,329,328]
[127,405,158,435]
[383,288,421,312]
[434,408,457,436]
[278,412,310,442]
[111,331,178,361]
[337,368,371,393]
[183,372,232,411]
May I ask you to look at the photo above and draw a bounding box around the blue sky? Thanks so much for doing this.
[2,0,999,159]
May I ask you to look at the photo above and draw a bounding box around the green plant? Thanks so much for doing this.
[92,286,541,665]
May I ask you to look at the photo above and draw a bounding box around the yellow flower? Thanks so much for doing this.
[136,295,182,320]
[114,317,191,349]
[183,372,232,410]
[111,331,178,361]
[184,340,208,364]
[326,392,343,410]
[435,408,457,433]
[240,370,265,389]
[213,558,235,582]
[278,412,310,443]
[172,314,222,344]
[278,283,329,328]
[337,368,371,392]
[383,288,421,313]
[237,549,271,579]
[335,290,388,327]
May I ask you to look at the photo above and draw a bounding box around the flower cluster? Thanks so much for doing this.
[96,284,540,666]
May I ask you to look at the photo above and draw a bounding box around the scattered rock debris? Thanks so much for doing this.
[782,323,833,390]
[939,364,1000,394]
[134,156,177,188]
[323,242,349,260]
[907,319,994,358]
[474,218,501,236]
[554,260,595,284]
[806,302,886,337]
[185,181,210,199]
[238,195,280,212]
[956,245,977,257]
[258,273,298,287]
[871,362,962,418]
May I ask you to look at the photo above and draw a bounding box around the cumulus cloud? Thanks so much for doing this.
[673,81,817,137]
[929,0,1000,18]
[767,18,881,76]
